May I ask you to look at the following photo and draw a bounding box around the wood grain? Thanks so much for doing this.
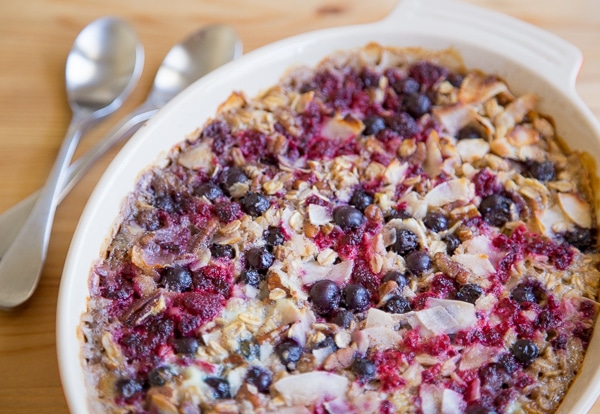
[0,0,598,412]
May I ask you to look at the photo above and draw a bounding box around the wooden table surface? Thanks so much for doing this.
[0,0,599,412]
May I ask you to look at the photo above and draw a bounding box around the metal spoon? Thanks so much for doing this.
[0,24,241,309]
[0,17,143,309]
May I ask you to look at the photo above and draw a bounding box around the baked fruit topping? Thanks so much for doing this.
[81,43,600,414]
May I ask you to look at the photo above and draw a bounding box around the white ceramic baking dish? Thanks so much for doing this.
[57,0,600,412]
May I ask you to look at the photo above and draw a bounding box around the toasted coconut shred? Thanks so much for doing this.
[80,43,600,414]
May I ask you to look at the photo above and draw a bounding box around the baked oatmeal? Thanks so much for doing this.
[80,43,600,414]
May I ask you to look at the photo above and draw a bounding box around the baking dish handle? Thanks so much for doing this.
[380,0,582,91]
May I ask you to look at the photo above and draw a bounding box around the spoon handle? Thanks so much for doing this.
[0,113,90,308]
[0,103,158,263]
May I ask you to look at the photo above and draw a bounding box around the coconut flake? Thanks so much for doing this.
[425,178,474,207]
[429,298,477,330]
[432,103,472,136]
[424,132,443,178]
[410,299,477,336]
[321,115,363,141]
[384,158,409,185]
[534,204,569,237]
[300,260,332,285]
[308,203,333,225]
[413,306,459,336]
[365,307,402,328]
[399,192,428,219]
[459,343,502,371]
[277,408,312,414]
[441,388,466,414]
[354,327,402,349]
[558,192,592,228]
[323,398,353,414]
[420,384,442,414]
[325,260,354,285]
[453,253,495,277]
[178,140,215,172]
[507,125,540,147]
[273,372,348,406]
[459,73,508,104]
[456,139,490,163]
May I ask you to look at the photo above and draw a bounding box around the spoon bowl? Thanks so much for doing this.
[0,17,143,309]
[151,24,242,107]
[66,17,142,114]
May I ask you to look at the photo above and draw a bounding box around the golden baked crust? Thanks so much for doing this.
[80,43,600,414]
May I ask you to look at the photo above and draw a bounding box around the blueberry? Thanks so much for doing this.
[404,251,432,275]
[241,192,270,216]
[350,189,374,212]
[223,166,248,188]
[511,284,536,304]
[363,116,386,136]
[161,266,192,292]
[276,339,303,368]
[497,353,518,374]
[333,206,365,230]
[351,357,377,379]
[511,339,539,365]
[456,284,483,304]
[447,73,464,87]
[393,77,420,95]
[479,194,514,227]
[331,309,354,328]
[386,208,411,222]
[457,124,482,140]
[245,366,272,393]
[309,280,341,315]
[204,377,231,399]
[360,70,381,88]
[527,160,555,182]
[563,226,596,251]
[392,229,419,255]
[214,201,242,223]
[264,226,285,247]
[148,366,175,387]
[443,234,461,255]
[381,270,408,289]
[423,211,449,232]
[210,244,235,259]
[314,335,337,350]
[115,378,143,398]
[342,284,371,312]
[172,337,199,354]
[240,339,260,360]
[239,268,262,287]
[405,93,432,118]
[246,248,274,272]
[386,112,419,138]
[381,296,412,314]
[195,182,223,201]
[154,194,176,213]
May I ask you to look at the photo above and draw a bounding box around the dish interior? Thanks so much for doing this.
[58,15,600,414]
